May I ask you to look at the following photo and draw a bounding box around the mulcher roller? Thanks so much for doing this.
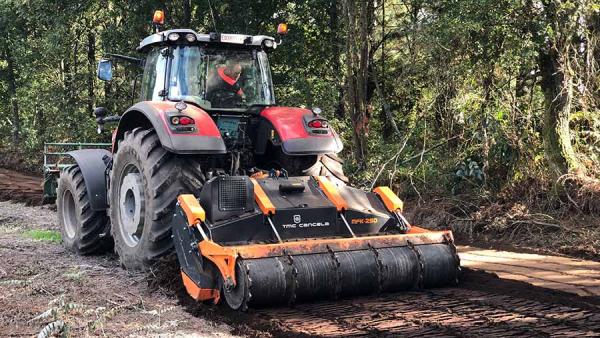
[171,175,460,310]
[225,244,457,309]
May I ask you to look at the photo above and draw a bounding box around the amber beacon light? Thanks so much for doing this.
[277,23,288,35]
[153,10,165,25]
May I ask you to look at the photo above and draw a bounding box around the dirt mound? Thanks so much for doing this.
[557,174,600,214]
[0,147,42,175]
[406,191,600,262]
[0,168,43,206]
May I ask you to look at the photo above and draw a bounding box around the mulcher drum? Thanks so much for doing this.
[227,243,458,309]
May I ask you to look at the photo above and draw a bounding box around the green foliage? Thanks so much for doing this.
[0,0,598,196]
[23,229,62,243]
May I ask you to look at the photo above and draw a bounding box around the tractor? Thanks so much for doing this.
[56,11,459,310]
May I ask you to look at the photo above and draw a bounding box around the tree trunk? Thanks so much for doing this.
[182,0,192,27]
[480,67,494,180]
[538,45,584,176]
[5,49,20,146]
[329,0,345,119]
[372,67,400,138]
[343,0,374,167]
[35,106,44,145]
[87,32,96,114]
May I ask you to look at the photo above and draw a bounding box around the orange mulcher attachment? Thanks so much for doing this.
[171,176,460,310]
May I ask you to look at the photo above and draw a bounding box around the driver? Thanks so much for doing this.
[206,60,245,106]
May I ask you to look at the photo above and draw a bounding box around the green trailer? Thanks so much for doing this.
[43,142,111,203]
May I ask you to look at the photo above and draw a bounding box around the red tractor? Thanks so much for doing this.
[57,12,458,310]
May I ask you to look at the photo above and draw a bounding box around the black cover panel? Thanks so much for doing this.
[208,212,269,243]
[256,177,339,239]
[200,176,255,223]
[337,184,399,234]
[199,176,405,244]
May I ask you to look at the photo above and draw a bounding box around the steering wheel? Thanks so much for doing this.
[209,88,243,108]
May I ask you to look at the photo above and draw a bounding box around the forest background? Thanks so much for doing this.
[1,0,599,254]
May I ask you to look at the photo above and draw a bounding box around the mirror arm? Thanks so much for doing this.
[104,53,144,67]
[96,115,121,134]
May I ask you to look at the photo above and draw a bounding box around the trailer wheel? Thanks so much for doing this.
[57,165,111,254]
[109,128,205,270]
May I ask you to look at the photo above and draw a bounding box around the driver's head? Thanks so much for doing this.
[224,60,242,80]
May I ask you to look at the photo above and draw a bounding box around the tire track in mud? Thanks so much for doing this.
[232,269,600,337]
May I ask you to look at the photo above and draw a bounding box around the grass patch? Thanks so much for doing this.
[24,229,61,243]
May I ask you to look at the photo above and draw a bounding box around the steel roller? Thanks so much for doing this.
[224,243,459,309]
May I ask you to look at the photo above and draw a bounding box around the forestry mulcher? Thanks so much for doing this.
[56,11,459,310]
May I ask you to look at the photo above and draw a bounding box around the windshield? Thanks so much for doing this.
[167,46,275,109]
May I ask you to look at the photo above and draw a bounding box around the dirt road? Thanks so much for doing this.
[2,200,600,337]
[2,168,600,337]
[242,270,600,337]
[461,246,600,297]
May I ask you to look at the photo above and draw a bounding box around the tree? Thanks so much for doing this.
[0,0,27,146]
[535,0,590,176]
[342,0,375,168]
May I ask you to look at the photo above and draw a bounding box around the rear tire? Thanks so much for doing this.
[262,147,349,185]
[109,128,205,270]
[56,165,111,254]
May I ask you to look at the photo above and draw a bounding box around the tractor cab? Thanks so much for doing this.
[138,29,278,111]
[98,24,285,112]
[94,16,343,158]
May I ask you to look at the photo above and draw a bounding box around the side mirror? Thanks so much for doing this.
[97,59,113,81]
[94,107,108,119]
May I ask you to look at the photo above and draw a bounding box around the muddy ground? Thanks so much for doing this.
[2,200,600,337]
[0,201,250,337]
[2,168,600,337]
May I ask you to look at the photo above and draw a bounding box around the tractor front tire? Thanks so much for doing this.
[57,165,111,254]
[109,128,204,270]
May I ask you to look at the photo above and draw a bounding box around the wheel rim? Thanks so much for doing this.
[62,189,78,239]
[118,165,145,248]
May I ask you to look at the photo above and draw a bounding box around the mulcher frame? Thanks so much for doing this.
[176,179,458,304]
